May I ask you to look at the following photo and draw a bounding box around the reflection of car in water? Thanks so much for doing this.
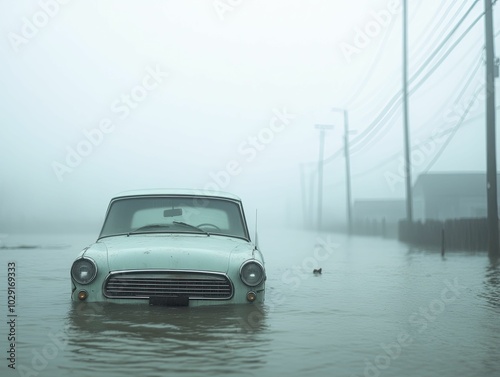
[70,189,266,306]
[69,302,268,338]
[66,302,269,375]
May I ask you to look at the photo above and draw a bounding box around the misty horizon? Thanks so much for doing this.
[1,1,498,235]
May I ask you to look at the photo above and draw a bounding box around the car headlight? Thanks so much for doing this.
[240,260,265,287]
[71,257,97,285]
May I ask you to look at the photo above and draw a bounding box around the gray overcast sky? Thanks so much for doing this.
[0,0,496,231]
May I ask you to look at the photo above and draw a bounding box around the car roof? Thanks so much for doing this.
[111,188,242,201]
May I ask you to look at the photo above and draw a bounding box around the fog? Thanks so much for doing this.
[0,0,495,234]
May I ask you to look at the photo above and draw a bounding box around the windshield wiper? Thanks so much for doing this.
[173,221,210,236]
[127,224,171,236]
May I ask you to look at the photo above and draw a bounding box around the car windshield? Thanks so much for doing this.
[99,196,249,240]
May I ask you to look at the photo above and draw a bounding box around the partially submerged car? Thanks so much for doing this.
[70,189,265,306]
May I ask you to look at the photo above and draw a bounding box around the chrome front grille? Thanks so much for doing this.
[103,271,233,300]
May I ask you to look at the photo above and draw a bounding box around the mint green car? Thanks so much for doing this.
[70,190,265,306]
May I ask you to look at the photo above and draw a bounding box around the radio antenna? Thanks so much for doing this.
[254,209,259,249]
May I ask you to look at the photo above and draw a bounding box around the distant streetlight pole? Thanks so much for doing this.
[332,108,353,235]
[315,124,333,231]
[299,164,309,227]
[402,0,413,223]
[484,0,499,259]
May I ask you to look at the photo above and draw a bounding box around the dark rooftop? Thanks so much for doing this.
[413,172,499,197]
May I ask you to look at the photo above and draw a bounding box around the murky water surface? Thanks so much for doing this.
[1,229,499,377]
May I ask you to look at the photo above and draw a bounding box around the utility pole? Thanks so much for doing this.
[315,124,333,231]
[299,164,309,228]
[402,0,413,223]
[484,0,499,259]
[300,164,305,226]
[333,108,353,234]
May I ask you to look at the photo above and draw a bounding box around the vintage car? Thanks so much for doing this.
[70,189,265,306]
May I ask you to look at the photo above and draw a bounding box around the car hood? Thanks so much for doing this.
[96,234,253,273]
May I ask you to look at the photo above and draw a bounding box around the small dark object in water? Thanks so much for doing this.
[313,268,322,274]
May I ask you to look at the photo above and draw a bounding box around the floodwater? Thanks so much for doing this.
[1,229,499,377]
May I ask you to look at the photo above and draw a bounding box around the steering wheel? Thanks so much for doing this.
[197,223,220,230]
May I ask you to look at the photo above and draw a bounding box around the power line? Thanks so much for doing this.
[453,53,484,102]
[330,105,490,189]
[411,0,470,71]
[344,1,430,110]
[342,20,397,110]
[341,2,484,157]
[421,88,481,173]
[304,2,490,169]
[409,0,480,87]
[333,51,484,184]
[339,104,500,189]
[339,1,478,146]
[352,42,483,155]
[410,8,485,93]
[364,51,483,152]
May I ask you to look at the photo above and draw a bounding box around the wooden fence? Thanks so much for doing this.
[353,218,399,238]
[398,218,489,251]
